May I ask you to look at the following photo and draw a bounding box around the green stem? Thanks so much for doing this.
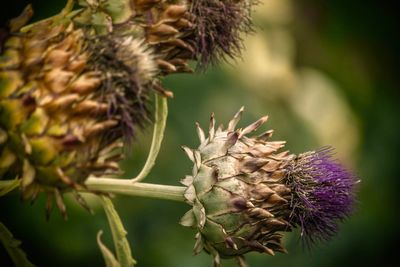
[20,0,79,33]
[100,196,136,267]
[131,94,168,183]
[85,178,186,202]
[0,222,35,267]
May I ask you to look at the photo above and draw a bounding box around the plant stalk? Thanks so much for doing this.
[85,178,186,202]
[131,93,168,183]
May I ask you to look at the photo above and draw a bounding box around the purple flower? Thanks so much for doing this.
[286,147,358,245]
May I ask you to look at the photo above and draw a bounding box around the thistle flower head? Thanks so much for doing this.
[180,108,358,266]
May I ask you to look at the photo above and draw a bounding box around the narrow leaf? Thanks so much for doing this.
[0,222,35,267]
[101,196,136,267]
[132,93,168,183]
[97,230,121,267]
[0,179,20,197]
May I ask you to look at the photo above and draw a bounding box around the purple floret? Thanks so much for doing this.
[286,147,358,245]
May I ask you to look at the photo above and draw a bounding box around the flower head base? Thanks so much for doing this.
[286,148,358,244]
[180,108,358,266]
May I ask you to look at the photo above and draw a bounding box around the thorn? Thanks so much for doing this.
[195,122,206,143]
[153,83,173,98]
[54,189,68,220]
[69,71,101,94]
[267,193,288,205]
[72,191,94,214]
[84,120,118,138]
[156,59,177,72]
[227,107,244,131]
[21,160,35,188]
[87,162,120,171]
[257,129,274,140]
[209,113,215,141]
[249,208,274,218]
[45,192,53,221]
[226,131,239,149]
[236,256,249,267]
[263,246,275,256]
[247,241,275,256]
[240,157,269,173]
[29,189,39,204]
[148,23,179,37]
[56,168,78,189]
[175,18,193,28]
[166,39,194,54]
[181,146,194,162]
[194,150,201,170]
[61,134,83,148]
[225,237,238,250]
[163,5,187,19]
[43,94,80,110]
[213,253,221,267]
[73,100,109,115]
[239,116,268,138]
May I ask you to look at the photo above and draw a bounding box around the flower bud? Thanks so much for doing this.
[180,108,358,266]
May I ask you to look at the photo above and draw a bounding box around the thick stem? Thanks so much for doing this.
[85,178,186,202]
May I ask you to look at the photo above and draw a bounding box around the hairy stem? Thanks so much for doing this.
[85,177,186,202]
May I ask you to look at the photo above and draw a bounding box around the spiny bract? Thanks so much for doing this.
[180,108,357,267]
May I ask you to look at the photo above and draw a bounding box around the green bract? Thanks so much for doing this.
[180,108,294,266]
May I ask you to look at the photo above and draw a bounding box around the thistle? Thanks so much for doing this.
[0,4,157,216]
[0,0,260,216]
[75,0,258,73]
[0,2,360,267]
[180,108,358,266]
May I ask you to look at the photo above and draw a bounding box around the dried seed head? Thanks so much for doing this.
[86,34,158,142]
[75,0,259,74]
[0,5,161,217]
[180,108,358,266]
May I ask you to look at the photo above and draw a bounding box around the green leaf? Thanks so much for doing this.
[101,196,136,267]
[91,11,113,35]
[0,179,20,197]
[132,93,168,183]
[100,0,134,24]
[97,230,121,267]
[0,222,36,267]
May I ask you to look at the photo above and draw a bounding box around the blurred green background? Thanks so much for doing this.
[1,0,399,266]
